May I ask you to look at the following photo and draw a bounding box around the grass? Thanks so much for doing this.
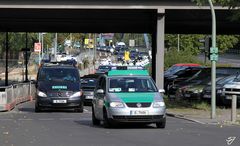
[164,96,211,111]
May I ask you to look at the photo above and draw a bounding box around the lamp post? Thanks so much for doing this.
[208,0,217,119]
[41,33,46,59]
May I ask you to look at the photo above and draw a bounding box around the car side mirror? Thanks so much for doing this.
[158,89,165,94]
[96,89,104,94]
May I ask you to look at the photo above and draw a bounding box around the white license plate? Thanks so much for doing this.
[169,95,175,98]
[185,94,191,97]
[130,110,149,115]
[53,100,67,103]
[203,94,211,98]
[85,96,93,99]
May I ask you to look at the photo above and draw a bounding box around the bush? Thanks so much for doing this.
[164,49,202,69]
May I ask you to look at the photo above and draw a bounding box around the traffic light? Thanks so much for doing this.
[204,36,212,60]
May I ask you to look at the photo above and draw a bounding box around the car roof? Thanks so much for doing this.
[174,63,201,67]
[107,70,149,76]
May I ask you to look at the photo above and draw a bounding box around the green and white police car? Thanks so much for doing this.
[92,66,166,128]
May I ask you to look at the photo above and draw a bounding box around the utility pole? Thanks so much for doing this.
[208,0,218,119]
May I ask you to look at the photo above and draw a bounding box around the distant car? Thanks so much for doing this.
[81,74,99,104]
[117,51,125,61]
[138,52,149,60]
[35,63,84,112]
[95,65,112,74]
[100,46,107,52]
[130,50,138,60]
[73,41,81,49]
[202,75,235,105]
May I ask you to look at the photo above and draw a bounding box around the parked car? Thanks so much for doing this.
[223,74,240,106]
[180,76,225,100]
[202,75,236,105]
[164,66,204,93]
[168,67,240,99]
[164,63,202,77]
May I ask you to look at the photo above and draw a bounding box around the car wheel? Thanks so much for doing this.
[35,103,42,113]
[75,102,84,113]
[92,107,100,125]
[103,108,112,128]
[156,117,166,129]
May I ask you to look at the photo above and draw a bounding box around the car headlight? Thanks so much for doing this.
[37,91,47,97]
[110,102,124,108]
[194,89,202,94]
[153,101,165,108]
[70,91,82,98]
[217,89,222,94]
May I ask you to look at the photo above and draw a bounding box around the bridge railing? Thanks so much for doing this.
[0,82,35,112]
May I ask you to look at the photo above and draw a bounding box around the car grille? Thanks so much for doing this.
[126,103,151,108]
[225,88,240,92]
[47,91,73,97]
[112,115,163,121]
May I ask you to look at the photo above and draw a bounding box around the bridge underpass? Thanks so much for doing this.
[0,1,240,89]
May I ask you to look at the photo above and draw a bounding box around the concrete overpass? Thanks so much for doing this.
[0,0,239,88]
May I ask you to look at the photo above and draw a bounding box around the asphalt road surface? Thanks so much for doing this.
[0,101,239,146]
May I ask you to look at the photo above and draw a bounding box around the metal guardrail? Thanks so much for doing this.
[0,82,35,112]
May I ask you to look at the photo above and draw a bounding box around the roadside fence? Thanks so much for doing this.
[0,82,35,112]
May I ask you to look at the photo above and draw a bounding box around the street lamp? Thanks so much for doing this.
[40,33,46,59]
[208,0,218,119]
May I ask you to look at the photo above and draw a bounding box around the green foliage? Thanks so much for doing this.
[193,0,240,19]
[164,48,202,69]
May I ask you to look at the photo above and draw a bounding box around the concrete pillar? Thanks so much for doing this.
[155,10,165,89]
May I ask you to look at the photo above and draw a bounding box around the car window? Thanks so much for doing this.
[38,68,79,82]
[108,77,157,93]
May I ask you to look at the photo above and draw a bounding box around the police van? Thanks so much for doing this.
[92,66,166,128]
[35,62,83,112]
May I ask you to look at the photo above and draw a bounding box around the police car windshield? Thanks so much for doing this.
[108,77,158,93]
[38,68,79,82]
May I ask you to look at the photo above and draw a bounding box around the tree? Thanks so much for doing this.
[193,0,240,20]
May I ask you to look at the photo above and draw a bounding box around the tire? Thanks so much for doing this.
[35,102,42,113]
[156,117,166,129]
[92,107,100,125]
[103,108,112,128]
[75,102,84,113]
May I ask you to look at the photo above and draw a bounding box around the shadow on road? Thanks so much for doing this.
[74,120,157,129]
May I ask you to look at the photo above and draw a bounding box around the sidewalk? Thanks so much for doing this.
[167,107,240,126]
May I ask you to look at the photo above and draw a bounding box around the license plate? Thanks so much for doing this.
[53,100,67,103]
[203,94,211,98]
[85,96,93,99]
[169,95,175,98]
[185,94,191,97]
[130,110,149,115]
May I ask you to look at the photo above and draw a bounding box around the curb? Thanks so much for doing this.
[167,112,240,126]
[166,112,206,125]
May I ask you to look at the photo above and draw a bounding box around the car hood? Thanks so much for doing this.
[37,81,80,92]
[108,92,162,103]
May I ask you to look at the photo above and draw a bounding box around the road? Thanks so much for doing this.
[0,101,239,146]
